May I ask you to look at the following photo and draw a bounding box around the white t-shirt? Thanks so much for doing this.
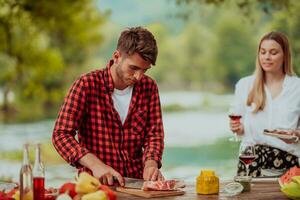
[112,86,133,124]
[231,74,300,157]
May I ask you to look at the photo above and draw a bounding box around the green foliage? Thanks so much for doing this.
[147,2,259,92]
[0,141,66,164]
[163,103,190,113]
[270,0,300,75]
[211,12,256,89]
[1,0,300,122]
[148,0,300,93]
[0,0,106,122]
[176,0,291,16]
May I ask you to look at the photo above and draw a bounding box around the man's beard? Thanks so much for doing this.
[115,63,127,85]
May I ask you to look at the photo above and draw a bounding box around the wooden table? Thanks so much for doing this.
[116,181,289,200]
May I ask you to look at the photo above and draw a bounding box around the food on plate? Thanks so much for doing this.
[45,187,59,200]
[59,182,77,198]
[72,194,82,200]
[45,172,116,200]
[5,188,18,198]
[263,129,298,140]
[142,179,185,191]
[99,185,116,200]
[0,191,14,200]
[264,129,290,135]
[11,189,32,200]
[75,172,100,194]
[81,190,107,200]
[56,193,73,200]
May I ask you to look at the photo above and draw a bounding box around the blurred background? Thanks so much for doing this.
[1,0,300,187]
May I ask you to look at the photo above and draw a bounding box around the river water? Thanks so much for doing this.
[0,92,240,187]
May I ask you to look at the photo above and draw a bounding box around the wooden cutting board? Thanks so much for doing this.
[116,187,185,198]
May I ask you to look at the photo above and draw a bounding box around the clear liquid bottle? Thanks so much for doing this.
[20,143,33,200]
[33,143,45,200]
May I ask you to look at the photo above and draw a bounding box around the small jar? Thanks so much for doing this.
[234,176,251,192]
[196,170,219,194]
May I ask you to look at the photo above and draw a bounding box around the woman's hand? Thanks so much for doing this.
[229,119,244,135]
[279,129,300,144]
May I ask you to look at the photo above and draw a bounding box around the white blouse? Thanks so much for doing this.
[232,75,300,157]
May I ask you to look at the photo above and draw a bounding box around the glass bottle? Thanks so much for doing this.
[20,143,33,200]
[33,143,45,200]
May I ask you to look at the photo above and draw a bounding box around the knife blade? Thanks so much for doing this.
[124,177,145,189]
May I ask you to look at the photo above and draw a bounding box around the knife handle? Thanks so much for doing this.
[112,176,121,186]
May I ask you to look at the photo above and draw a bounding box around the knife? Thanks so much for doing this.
[123,177,145,189]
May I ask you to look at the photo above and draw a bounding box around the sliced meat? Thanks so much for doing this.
[142,180,185,191]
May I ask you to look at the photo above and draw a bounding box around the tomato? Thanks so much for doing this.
[59,182,77,198]
[72,194,82,200]
[5,188,18,197]
[0,191,14,200]
[99,185,116,200]
[45,194,57,200]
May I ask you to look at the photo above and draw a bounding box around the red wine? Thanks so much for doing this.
[229,115,242,121]
[239,155,256,165]
[33,177,45,200]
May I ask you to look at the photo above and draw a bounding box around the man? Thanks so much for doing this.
[52,27,164,186]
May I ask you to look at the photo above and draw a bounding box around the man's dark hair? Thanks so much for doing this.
[117,27,158,65]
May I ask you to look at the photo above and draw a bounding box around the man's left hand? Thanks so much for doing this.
[143,160,164,181]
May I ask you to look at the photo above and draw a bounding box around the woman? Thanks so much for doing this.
[230,31,300,177]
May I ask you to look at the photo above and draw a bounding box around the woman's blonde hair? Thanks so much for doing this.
[247,31,294,113]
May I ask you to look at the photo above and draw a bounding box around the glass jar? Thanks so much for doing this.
[234,176,251,192]
[196,170,219,194]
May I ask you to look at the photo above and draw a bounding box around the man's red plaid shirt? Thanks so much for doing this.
[52,63,164,178]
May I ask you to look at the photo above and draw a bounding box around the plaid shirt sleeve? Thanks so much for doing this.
[52,77,90,168]
[143,82,164,168]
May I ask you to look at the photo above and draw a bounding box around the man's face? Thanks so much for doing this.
[113,51,151,88]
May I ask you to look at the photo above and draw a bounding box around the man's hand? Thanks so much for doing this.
[143,160,164,181]
[229,119,244,135]
[79,153,124,186]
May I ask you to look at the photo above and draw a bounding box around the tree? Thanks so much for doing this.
[211,12,256,89]
[270,0,300,75]
[175,0,291,16]
[0,0,106,121]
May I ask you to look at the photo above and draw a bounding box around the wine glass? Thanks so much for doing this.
[228,106,242,142]
[239,144,256,177]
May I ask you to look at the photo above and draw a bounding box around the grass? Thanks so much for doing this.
[0,142,65,165]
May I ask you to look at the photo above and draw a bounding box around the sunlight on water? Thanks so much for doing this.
[164,111,229,146]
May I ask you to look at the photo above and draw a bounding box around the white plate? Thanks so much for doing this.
[261,169,286,177]
[263,131,298,140]
[0,182,18,192]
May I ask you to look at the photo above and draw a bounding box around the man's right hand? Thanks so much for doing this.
[91,162,124,186]
[79,153,124,186]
